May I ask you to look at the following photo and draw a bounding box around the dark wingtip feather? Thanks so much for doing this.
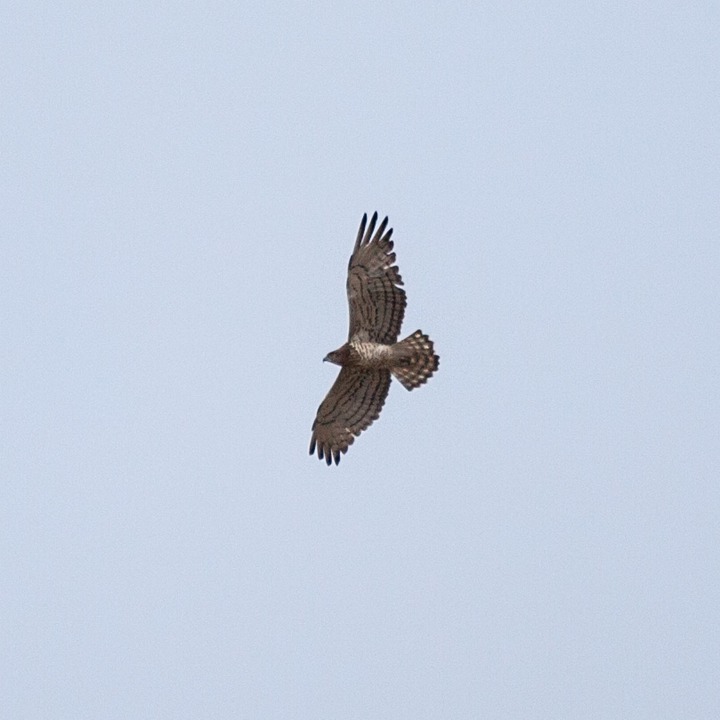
[309,438,316,455]
[372,216,389,244]
[354,213,368,252]
[364,212,378,246]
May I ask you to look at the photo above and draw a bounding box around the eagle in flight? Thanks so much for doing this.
[309,212,439,465]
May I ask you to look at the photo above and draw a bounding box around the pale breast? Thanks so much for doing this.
[349,341,394,368]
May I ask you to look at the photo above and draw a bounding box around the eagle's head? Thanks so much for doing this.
[324,345,350,366]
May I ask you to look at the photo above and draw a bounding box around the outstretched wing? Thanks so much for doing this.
[309,367,392,465]
[346,212,406,344]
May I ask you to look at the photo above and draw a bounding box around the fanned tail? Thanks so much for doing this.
[390,330,439,390]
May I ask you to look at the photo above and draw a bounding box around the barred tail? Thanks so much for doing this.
[390,330,439,390]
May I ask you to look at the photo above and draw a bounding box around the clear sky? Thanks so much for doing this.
[2,3,719,718]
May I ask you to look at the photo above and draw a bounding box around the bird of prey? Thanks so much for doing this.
[309,212,439,465]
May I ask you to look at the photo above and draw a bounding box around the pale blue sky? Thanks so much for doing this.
[2,3,719,718]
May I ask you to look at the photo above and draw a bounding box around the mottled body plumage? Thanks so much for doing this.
[326,341,394,368]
